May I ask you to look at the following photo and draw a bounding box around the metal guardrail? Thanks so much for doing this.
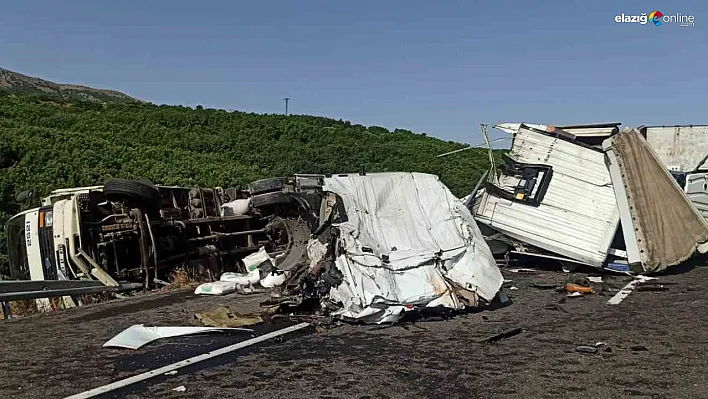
[0,280,143,319]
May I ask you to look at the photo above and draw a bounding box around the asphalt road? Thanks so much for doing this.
[2,265,708,399]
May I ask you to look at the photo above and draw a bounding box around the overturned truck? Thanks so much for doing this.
[5,175,324,292]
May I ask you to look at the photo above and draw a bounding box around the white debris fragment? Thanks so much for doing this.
[220,198,251,216]
[242,247,274,272]
[587,276,603,283]
[103,324,252,350]
[194,281,237,296]
[260,271,288,288]
[172,386,186,392]
[507,268,537,274]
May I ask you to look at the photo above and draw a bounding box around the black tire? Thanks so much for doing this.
[249,178,285,195]
[265,217,310,271]
[104,178,161,209]
[251,191,292,208]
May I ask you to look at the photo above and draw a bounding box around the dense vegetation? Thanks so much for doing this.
[0,93,500,277]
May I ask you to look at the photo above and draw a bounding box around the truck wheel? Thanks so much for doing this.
[266,217,310,271]
[104,178,161,209]
[249,178,285,195]
[251,191,292,208]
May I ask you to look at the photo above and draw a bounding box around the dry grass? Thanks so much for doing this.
[167,266,202,289]
[1,299,39,319]
[0,293,118,319]
[78,292,115,305]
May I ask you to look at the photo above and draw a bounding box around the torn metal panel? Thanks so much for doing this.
[495,122,619,138]
[603,128,708,273]
[103,324,252,350]
[640,125,708,172]
[474,124,620,267]
[494,123,547,135]
[322,172,503,324]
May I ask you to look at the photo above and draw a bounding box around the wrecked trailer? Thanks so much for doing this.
[603,128,708,273]
[471,123,623,268]
[4,176,322,307]
[301,172,504,324]
[471,122,708,274]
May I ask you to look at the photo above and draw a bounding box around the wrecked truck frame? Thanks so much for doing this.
[5,175,324,302]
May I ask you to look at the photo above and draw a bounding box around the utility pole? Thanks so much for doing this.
[283,97,290,116]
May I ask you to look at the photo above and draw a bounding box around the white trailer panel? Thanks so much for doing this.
[474,125,619,267]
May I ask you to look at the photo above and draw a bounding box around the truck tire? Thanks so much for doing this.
[266,217,311,271]
[104,178,161,209]
[249,178,285,195]
[251,191,292,208]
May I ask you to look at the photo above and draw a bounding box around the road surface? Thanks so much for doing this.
[1,265,707,398]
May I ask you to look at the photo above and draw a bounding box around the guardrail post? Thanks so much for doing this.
[0,275,11,320]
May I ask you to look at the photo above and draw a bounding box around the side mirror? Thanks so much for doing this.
[16,189,32,203]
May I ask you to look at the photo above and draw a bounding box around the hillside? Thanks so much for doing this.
[0,68,139,104]
[0,93,499,277]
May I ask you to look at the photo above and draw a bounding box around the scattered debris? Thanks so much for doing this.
[510,286,519,290]
[195,247,290,296]
[172,386,186,392]
[587,276,603,283]
[498,290,511,305]
[596,342,612,352]
[102,324,253,350]
[576,342,611,353]
[193,281,237,296]
[575,345,598,353]
[605,262,631,273]
[566,292,583,298]
[564,283,595,294]
[507,268,537,274]
[164,371,178,376]
[607,276,658,305]
[195,306,264,328]
[481,327,523,343]
[562,263,576,273]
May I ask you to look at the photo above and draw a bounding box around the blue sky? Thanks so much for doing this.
[0,1,705,145]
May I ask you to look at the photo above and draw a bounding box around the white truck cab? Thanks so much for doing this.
[6,186,103,284]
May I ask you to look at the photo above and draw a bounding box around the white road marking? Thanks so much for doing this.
[64,322,311,399]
